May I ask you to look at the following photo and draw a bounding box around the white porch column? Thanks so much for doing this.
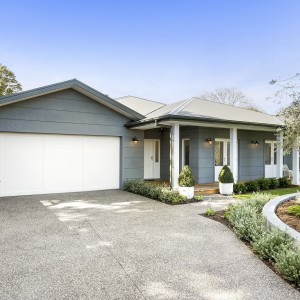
[171,123,180,189]
[230,128,238,182]
[292,147,299,185]
[276,131,284,178]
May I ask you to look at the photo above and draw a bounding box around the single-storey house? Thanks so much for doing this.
[0,79,299,197]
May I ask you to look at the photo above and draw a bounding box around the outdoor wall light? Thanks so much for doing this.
[251,140,259,145]
[206,137,213,144]
[132,136,139,144]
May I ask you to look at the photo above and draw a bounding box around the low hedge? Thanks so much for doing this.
[234,177,292,194]
[123,179,188,204]
[225,193,300,285]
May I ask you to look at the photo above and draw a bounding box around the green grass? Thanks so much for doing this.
[234,186,300,200]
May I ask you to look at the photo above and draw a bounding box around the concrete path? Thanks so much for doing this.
[0,190,299,300]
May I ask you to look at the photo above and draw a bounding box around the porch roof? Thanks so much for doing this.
[126,97,284,129]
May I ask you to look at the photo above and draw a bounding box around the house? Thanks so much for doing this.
[0,79,298,197]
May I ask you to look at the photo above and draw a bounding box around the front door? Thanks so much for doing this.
[214,139,230,181]
[144,139,160,179]
[265,141,277,178]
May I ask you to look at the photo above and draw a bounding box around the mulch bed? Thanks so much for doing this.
[276,200,300,233]
[201,210,300,292]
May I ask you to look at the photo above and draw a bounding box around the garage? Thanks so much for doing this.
[0,133,120,196]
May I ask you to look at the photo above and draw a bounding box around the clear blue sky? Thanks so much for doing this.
[1,0,300,113]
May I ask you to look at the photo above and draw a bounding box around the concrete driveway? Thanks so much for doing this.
[0,190,299,300]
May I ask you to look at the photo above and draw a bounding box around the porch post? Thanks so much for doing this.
[171,123,180,189]
[292,147,299,185]
[276,131,283,178]
[230,128,238,182]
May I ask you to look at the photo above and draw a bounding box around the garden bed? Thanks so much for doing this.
[200,195,300,292]
[276,200,300,233]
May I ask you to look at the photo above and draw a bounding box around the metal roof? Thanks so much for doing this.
[0,79,144,120]
[115,96,165,116]
[139,97,283,127]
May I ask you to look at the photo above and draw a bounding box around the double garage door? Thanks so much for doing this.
[0,133,120,197]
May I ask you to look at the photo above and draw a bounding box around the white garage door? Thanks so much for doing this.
[0,133,120,196]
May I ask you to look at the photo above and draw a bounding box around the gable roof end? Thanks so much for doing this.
[0,79,144,120]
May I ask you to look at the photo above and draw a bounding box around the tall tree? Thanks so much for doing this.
[270,73,300,154]
[200,87,263,111]
[0,64,22,96]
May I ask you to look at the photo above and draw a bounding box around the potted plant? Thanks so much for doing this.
[218,165,234,195]
[178,165,196,199]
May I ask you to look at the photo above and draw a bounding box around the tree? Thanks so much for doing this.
[0,64,22,96]
[200,87,263,111]
[270,73,300,154]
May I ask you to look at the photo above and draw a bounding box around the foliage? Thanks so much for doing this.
[269,178,280,189]
[256,177,270,190]
[270,73,300,154]
[178,165,195,187]
[123,179,187,204]
[244,180,260,193]
[205,207,216,216]
[287,205,300,217]
[233,182,247,194]
[0,64,22,96]
[251,229,294,261]
[278,177,291,188]
[194,195,204,201]
[233,178,291,195]
[218,165,234,183]
[226,192,300,284]
[274,246,300,284]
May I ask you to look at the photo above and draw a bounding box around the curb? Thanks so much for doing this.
[262,193,300,246]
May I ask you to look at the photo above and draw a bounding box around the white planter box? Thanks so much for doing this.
[178,186,195,200]
[219,183,233,195]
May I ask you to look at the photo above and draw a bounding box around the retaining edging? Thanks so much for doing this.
[262,193,300,246]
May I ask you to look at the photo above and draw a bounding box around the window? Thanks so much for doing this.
[155,140,159,163]
[182,139,190,167]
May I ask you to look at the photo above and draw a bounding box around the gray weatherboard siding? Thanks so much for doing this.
[0,89,144,185]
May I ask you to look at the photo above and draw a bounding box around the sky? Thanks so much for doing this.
[1,0,300,114]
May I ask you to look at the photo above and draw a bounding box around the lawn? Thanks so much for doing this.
[234,186,300,200]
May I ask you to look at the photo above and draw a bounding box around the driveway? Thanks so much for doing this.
[0,190,299,300]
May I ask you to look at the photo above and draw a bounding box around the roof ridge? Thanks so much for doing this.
[169,98,194,115]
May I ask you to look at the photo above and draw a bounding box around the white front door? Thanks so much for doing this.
[214,139,230,181]
[265,141,277,178]
[144,139,160,179]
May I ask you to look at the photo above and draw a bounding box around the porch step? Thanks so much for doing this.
[195,188,220,195]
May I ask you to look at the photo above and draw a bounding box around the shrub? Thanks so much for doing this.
[287,205,300,217]
[274,246,300,284]
[278,177,292,188]
[244,180,260,193]
[178,165,195,187]
[225,194,271,241]
[123,179,187,204]
[205,208,216,216]
[251,229,294,261]
[194,195,204,201]
[257,177,270,190]
[218,165,234,183]
[269,178,279,189]
[233,182,247,194]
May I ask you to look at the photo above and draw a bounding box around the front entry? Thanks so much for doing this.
[265,141,277,178]
[144,139,160,179]
[214,139,230,181]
